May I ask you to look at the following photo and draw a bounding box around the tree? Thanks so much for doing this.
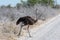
[26,0,54,6]
[47,0,54,7]
[21,0,28,7]
[27,0,41,6]
[1,5,5,8]
[16,3,21,10]
[6,4,11,8]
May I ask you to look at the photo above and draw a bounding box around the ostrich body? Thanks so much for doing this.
[16,16,37,25]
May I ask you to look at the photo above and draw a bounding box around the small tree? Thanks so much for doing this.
[16,3,21,10]
[6,4,11,8]
[1,5,5,8]
[21,0,28,7]
[50,0,54,7]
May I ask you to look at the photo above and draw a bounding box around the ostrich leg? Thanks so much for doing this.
[27,25,32,37]
[17,24,23,36]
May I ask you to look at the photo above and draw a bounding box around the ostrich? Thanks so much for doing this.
[16,9,39,37]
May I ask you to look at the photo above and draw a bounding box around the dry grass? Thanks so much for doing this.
[0,33,17,40]
[0,21,18,40]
